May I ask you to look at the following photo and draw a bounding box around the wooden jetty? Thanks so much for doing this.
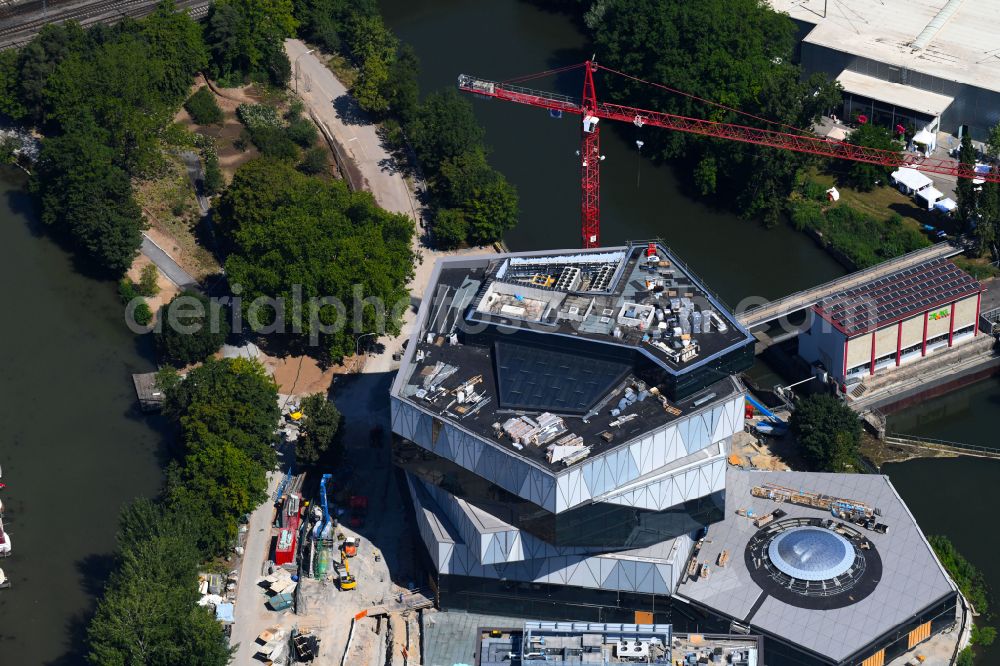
[132,372,165,412]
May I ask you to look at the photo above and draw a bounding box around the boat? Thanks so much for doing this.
[0,567,9,589]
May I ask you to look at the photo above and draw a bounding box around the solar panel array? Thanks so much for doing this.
[815,258,981,336]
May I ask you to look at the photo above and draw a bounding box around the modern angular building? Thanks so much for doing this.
[390,243,960,665]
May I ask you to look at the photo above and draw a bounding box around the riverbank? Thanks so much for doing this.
[0,170,165,664]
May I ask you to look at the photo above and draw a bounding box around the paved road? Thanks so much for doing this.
[141,234,197,289]
[285,39,418,219]
[229,472,281,663]
[178,150,211,216]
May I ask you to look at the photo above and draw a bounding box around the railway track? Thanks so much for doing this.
[0,0,209,49]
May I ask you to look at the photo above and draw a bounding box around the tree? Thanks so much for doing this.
[164,356,280,469]
[384,43,420,123]
[407,89,485,173]
[0,49,27,121]
[844,122,901,191]
[15,22,88,125]
[217,159,414,361]
[957,134,978,231]
[433,208,469,249]
[87,500,233,666]
[348,14,397,115]
[296,393,342,465]
[154,291,230,366]
[298,146,328,174]
[140,1,209,104]
[929,535,990,614]
[31,128,144,276]
[438,147,496,208]
[789,394,861,471]
[205,0,297,85]
[167,439,267,553]
[585,0,841,218]
[184,86,224,125]
[465,175,519,245]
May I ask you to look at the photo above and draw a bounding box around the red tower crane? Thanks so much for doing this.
[457,61,999,249]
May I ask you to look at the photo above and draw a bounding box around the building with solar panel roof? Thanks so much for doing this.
[798,256,984,388]
[390,243,961,666]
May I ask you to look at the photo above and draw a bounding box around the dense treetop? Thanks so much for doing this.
[789,393,861,472]
[218,159,414,362]
[584,0,841,223]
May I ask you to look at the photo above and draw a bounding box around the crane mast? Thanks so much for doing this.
[457,60,999,248]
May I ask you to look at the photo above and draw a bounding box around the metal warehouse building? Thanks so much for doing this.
[798,257,983,387]
[770,0,1000,142]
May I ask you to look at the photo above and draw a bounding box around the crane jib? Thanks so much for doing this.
[457,63,1000,248]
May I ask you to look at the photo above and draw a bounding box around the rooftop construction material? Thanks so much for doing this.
[678,469,957,665]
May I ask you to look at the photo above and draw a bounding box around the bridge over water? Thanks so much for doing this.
[737,241,964,329]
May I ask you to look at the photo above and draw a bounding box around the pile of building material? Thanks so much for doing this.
[500,413,568,448]
[546,433,590,465]
[264,568,298,596]
[255,626,290,663]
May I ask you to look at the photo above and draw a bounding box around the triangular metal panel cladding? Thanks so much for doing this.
[619,447,640,487]
[562,557,585,586]
[607,450,625,488]
[652,564,672,594]
[440,544,453,573]
[708,405,721,442]
[711,459,726,489]
[596,457,614,496]
[687,414,707,454]
[566,467,584,509]
[416,412,433,446]
[684,467,699,500]
[581,557,603,588]
[643,426,677,466]
[634,433,650,476]
[619,560,638,591]
[676,417,690,455]
[483,534,499,564]
[527,555,547,581]
[633,562,654,593]
[728,396,743,435]
[602,560,623,589]
[510,531,523,562]
[665,424,682,463]
[670,475,685,507]
[581,459,597,503]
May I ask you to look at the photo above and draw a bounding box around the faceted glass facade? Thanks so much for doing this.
[395,436,725,549]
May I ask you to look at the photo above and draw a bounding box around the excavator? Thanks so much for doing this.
[338,552,357,591]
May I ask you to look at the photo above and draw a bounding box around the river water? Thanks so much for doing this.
[0,1,992,660]
[0,172,164,664]
[382,0,999,657]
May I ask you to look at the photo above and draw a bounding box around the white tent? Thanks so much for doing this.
[916,186,944,210]
[912,128,936,153]
[934,197,957,213]
[891,167,932,194]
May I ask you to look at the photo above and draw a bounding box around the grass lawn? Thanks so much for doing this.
[803,167,936,236]
[134,153,222,279]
